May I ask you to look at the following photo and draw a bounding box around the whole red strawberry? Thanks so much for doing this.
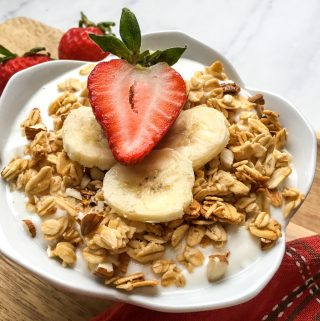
[88,8,187,165]
[0,46,51,96]
[58,12,115,61]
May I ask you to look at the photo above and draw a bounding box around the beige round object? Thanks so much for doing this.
[62,107,115,170]
[159,105,230,170]
[0,17,63,58]
[103,148,195,222]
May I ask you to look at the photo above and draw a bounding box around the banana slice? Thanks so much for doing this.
[159,105,229,170]
[62,106,115,170]
[103,148,194,222]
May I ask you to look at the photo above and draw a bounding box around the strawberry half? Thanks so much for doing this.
[58,12,115,61]
[88,8,187,165]
[0,46,51,96]
[88,60,186,164]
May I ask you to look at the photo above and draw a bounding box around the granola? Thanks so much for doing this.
[1,60,303,291]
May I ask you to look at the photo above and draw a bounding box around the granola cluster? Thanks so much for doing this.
[1,61,304,291]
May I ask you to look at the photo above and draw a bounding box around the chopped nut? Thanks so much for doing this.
[81,213,104,236]
[248,94,265,105]
[22,219,36,238]
[220,82,240,95]
[25,123,47,140]
[95,262,114,278]
[220,148,234,170]
[117,253,130,275]
[207,253,229,282]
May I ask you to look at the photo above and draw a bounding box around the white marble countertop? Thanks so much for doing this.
[1,0,319,130]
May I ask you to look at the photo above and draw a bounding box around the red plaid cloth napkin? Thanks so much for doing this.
[92,235,320,321]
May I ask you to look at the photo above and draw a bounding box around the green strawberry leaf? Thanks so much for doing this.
[88,8,187,67]
[23,47,49,57]
[0,45,17,63]
[136,50,150,64]
[120,8,141,54]
[89,34,131,60]
[79,12,115,35]
[144,50,162,65]
[154,47,187,66]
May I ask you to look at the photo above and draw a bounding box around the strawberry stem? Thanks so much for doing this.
[0,45,17,63]
[23,47,50,57]
[79,12,96,28]
[79,11,115,35]
[97,22,116,36]
[89,8,187,67]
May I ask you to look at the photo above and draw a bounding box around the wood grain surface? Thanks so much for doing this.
[0,17,318,321]
[0,255,112,321]
[291,141,320,234]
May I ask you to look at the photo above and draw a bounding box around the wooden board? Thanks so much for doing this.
[0,16,318,321]
[290,140,320,234]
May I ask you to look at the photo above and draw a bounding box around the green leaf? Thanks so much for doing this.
[89,34,131,60]
[144,50,162,66]
[0,45,17,63]
[120,8,141,54]
[155,46,187,66]
[23,47,48,57]
[136,50,150,64]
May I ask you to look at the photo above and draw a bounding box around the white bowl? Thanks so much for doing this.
[0,32,317,312]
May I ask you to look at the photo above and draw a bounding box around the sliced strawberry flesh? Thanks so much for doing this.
[88,59,187,164]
